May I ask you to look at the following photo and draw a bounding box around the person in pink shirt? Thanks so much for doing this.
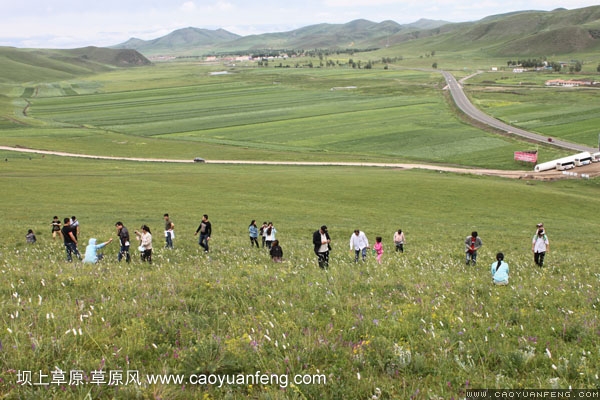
[373,236,383,264]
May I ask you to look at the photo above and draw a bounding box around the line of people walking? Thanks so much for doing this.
[36,214,549,282]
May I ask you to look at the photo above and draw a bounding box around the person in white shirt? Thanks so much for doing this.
[532,228,549,267]
[393,229,405,253]
[349,230,369,262]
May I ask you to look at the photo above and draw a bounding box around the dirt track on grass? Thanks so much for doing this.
[3,145,600,181]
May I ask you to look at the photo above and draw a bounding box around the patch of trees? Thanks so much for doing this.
[381,56,403,63]
[506,58,548,68]
[205,48,381,59]
[506,58,583,73]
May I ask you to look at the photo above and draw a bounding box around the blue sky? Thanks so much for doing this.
[1,0,598,48]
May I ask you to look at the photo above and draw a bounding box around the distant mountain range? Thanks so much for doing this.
[111,6,600,57]
[1,5,599,84]
[110,19,449,56]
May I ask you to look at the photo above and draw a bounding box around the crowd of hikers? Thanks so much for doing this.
[27,215,549,285]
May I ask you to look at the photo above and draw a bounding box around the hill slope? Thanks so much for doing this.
[112,19,449,55]
[110,6,600,57]
[111,27,241,56]
[0,46,151,83]
[385,6,600,56]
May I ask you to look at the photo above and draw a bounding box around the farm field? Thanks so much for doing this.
[1,152,600,399]
[0,63,571,169]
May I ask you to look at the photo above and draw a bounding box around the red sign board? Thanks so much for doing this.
[514,151,538,163]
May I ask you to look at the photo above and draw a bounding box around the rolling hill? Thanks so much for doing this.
[111,27,242,56]
[110,6,600,57]
[405,5,600,56]
[111,19,449,56]
[0,46,151,83]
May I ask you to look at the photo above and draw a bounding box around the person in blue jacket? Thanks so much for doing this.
[83,237,113,264]
[491,252,509,285]
[248,220,259,248]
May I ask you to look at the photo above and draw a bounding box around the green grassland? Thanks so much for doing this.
[0,63,570,168]
[464,72,600,147]
[1,153,600,399]
[1,43,600,399]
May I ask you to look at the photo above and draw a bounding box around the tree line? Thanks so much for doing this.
[506,58,583,73]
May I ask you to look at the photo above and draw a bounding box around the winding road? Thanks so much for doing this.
[441,70,596,153]
[1,70,598,180]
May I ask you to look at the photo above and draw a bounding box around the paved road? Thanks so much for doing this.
[441,70,596,153]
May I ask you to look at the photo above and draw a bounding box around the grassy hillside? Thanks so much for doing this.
[1,14,600,398]
[0,47,150,84]
[0,153,599,399]
[110,6,600,59]
[382,6,600,58]
[111,27,241,56]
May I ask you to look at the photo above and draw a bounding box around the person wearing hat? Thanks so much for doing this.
[83,237,113,264]
[313,225,331,269]
[532,228,549,267]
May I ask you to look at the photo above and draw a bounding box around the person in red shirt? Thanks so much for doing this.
[464,231,482,265]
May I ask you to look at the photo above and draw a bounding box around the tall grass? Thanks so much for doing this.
[1,154,599,398]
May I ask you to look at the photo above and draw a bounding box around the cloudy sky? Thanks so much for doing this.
[1,0,598,48]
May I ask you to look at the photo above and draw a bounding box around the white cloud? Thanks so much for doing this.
[213,1,234,11]
[325,0,400,6]
[180,1,196,12]
[1,0,599,48]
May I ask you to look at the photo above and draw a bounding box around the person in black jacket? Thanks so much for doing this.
[313,225,331,269]
[270,240,283,262]
[115,221,131,263]
[194,214,212,252]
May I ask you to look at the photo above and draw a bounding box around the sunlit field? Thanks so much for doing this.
[1,152,600,399]
[1,49,600,399]
[464,72,600,147]
[0,64,570,169]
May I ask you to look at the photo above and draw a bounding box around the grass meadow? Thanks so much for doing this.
[464,72,600,147]
[1,152,600,399]
[1,58,600,399]
[0,64,570,168]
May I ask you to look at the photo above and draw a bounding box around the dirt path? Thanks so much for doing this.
[3,145,599,180]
